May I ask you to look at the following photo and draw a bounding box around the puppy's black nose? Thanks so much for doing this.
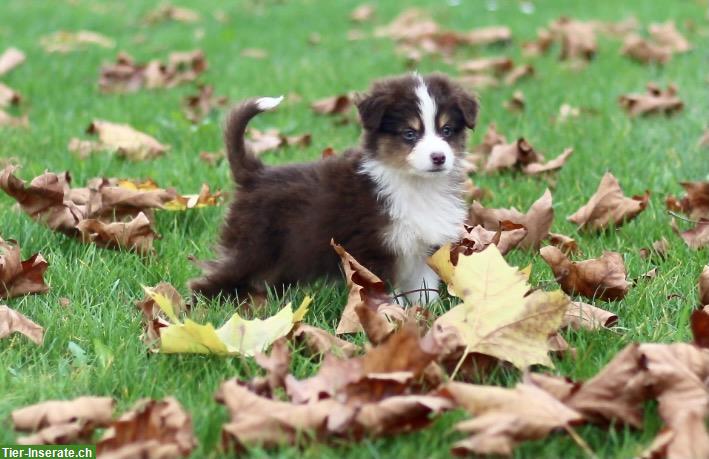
[430,152,446,166]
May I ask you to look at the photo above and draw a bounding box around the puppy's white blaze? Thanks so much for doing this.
[410,77,454,173]
[255,96,284,111]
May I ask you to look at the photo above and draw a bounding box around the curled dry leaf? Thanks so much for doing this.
[76,212,156,255]
[639,237,670,261]
[0,237,49,299]
[332,241,405,341]
[0,109,28,128]
[562,301,618,331]
[649,21,691,53]
[0,82,21,108]
[0,47,25,76]
[458,57,513,75]
[141,285,310,356]
[350,4,375,22]
[292,323,359,358]
[144,4,200,24]
[567,172,648,231]
[97,397,197,459]
[442,381,583,456]
[457,74,499,90]
[550,17,597,61]
[12,396,114,444]
[666,181,709,220]
[464,26,512,46]
[78,120,169,161]
[473,123,507,155]
[503,91,525,112]
[619,83,683,117]
[248,338,291,397]
[540,246,630,301]
[199,150,224,166]
[99,51,206,93]
[311,93,353,115]
[0,305,44,345]
[675,219,709,250]
[182,85,227,123]
[699,130,709,148]
[503,64,534,86]
[546,232,580,255]
[429,244,569,370]
[621,34,672,65]
[449,223,528,262]
[522,28,553,56]
[247,128,312,156]
[522,148,573,175]
[468,189,554,249]
[485,138,543,173]
[40,31,114,53]
[136,282,186,346]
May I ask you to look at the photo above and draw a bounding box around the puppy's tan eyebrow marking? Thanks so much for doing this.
[408,117,421,131]
[438,112,451,128]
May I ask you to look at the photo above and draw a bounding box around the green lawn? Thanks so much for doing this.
[1,0,708,457]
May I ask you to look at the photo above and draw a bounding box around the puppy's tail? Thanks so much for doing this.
[224,96,284,185]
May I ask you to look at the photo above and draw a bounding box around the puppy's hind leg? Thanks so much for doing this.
[188,258,253,304]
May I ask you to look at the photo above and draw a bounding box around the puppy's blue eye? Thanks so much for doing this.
[402,129,417,141]
[441,125,452,137]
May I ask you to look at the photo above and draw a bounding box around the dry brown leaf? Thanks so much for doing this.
[144,4,200,24]
[0,305,43,345]
[640,237,670,260]
[97,397,197,459]
[593,17,639,38]
[540,246,630,301]
[136,282,186,347]
[666,181,709,220]
[100,51,206,93]
[621,34,672,65]
[468,189,553,249]
[441,381,583,456]
[81,120,169,161]
[676,220,709,249]
[182,85,227,123]
[0,47,25,76]
[0,82,21,108]
[503,64,534,86]
[239,48,268,59]
[332,241,405,340]
[700,266,709,307]
[249,338,291,397]
[350,4,375,22]
[247,128,312,157]
[546,232,580,255]
[458,57,513,75]
[292,323,359,358]
[555,103,581,123]
[485,138,543,173]
[473,123,507,155]
[640,412,709,459]
[12,396,114,433]
[522,148,574,175]
[463,26,512,46]
[619,83,683,117]
[699,130,709,148]
[503,91,525,113]
[0,109,28,128]
[0,237,49,300]
[649,21,691,53]
[550,17,597,61]
[567,172,648,231]
[199,150,224,166]
[40,31,114,53]
[562,301,618,331]
[77,212,156,255]
[522,28,553,56]
[457,74,499,90]
[449,223,527,261]
[311,94,353,115]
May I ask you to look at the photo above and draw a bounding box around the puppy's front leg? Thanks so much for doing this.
[397,257,441,304]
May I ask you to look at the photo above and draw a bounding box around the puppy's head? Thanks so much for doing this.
[356,73,478,175]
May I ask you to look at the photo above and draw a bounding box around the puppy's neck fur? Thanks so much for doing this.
[359,157,466,254]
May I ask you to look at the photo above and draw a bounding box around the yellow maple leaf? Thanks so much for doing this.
[143,286,310,356]
[429,245,568,370]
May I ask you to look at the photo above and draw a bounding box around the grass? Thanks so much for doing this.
[0,0,707,457]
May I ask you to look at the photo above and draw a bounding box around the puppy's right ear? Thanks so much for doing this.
[355,92,389,131]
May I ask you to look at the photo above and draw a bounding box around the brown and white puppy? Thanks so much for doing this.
[189,72,478,303]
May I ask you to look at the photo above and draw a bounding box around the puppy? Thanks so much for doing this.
[189,72,478,303]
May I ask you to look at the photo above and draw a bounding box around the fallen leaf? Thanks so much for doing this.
[0,82,21,108]
[0,305,44,345]
[546,232,580,255]
[39,31,114,53]
[350,4,375,22]
[503,64,535,86]
[0,238,49,299]
[99,51,206,93]
[144,3,200,24]
[97,397,197,458]
[311,94,353,115]
[0,109,28,128]
[540,246,630,301]
[458,57,513,75]
[292,323,359,358]
[522,28,553,56]
[619,83,683,117]
[247,128,312,156]
[248,338,291,397]
[136,282,186,347]
[639,237,670,260]
[593,17,639,38]
[239,48,268,59]
[0,47,25,76]
[468,189,554,249]
[182,85,227,123]
[675,219,709,249]
[449,223,528,261]
[649,21,691,53]
[699,130,709,148]
[550,17,597,61]
[555,103,581,123]
[80,120,169,161]
[143,285,310,356]
[700,266,709,306]
[621,34,672,64]
[463,26,512,46]
[503,91,525,112]
[562,301,618,330]
[457,74,499,90]
[76,212,156,255]
[666,181,709,220]
[430,244,568,369]
[472,123,507,155]
[522,148,574,175]
[12,396,114,441]
[567,172,648,231]
[441,381,583,456]
[485,138,543,173]
[199,150,224,166]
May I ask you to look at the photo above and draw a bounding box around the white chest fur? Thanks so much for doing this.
[360,159,466,296]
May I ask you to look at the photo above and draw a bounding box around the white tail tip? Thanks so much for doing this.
[255,96,284,111]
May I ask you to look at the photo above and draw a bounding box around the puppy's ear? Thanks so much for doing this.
[455,91,479,130]
[355,92,389,131]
